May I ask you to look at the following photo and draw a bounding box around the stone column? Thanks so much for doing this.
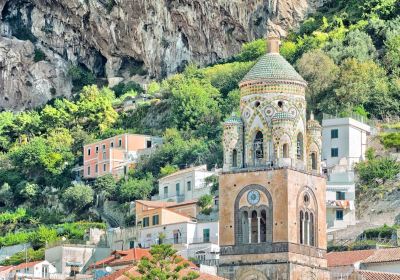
[257,217,261,243]
[306,218,310,245]
[301,217,305,245]
[248,218,252,243]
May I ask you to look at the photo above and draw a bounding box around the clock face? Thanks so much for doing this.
[247,190,260,205]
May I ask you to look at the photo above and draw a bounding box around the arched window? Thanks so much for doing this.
[254,131,264,160]
[310,213,315,246]
[297,133,303,159]
[305,212,309,245]
[241,211,249,244]
[260,210,267,242]
[311,152,317,170]
[232,149,238,168]
[251,210,258,243]
[300,211,304,244]
[282,143,289,158]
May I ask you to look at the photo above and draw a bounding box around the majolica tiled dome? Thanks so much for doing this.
[241,53,306,84]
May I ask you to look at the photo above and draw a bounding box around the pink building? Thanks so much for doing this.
[83,134,162,179]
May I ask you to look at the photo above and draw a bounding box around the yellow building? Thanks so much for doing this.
[218,36,329,280]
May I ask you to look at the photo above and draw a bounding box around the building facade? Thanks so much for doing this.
[152,165,216,203]
[9,261,57,280]
[322,116,371,232]
[134,200,219,264]
[218,36,329,279]
[83,134,162,179]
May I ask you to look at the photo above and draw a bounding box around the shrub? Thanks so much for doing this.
[112,81,144,97]
[0,231,35,247]
[355,157,400,186]
[0,208,27,224]
[380,132,400,149]
[63,183,94,211]
[33,49,46,62]
[31,226,58,248]
[362,224,398,239]
[68,65,96,91]
[0,248,44,265]
[93,174,117,198]
[197,194,213,215]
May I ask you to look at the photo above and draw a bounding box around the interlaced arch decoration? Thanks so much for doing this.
[234,184,273,245]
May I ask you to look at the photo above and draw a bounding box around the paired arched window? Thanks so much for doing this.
[299,210,315,246]
[297,133,303,159]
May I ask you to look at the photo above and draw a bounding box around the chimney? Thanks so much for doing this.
[267,35,280,54]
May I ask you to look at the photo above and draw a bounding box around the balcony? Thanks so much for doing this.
[226,158,319,176]
[140,236,218,248]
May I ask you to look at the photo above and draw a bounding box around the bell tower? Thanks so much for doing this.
[219,36,329,280]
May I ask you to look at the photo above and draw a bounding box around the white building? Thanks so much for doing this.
[152,165,216,203]
[45,244,110,276]
[9,260,57,280]
[139,220,219,265]
[322,115,371,232]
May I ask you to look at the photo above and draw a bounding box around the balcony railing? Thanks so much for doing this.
[140,236,218,248]
[226,158,319,175]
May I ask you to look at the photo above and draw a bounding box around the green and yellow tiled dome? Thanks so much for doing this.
[241,53,306,85]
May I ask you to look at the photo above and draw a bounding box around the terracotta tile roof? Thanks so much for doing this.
[0,266,13,272]
[13,261,43,270]
[167,200,198,208]
[353,270,400,280]
[136,200,177,208]
[136,199,198,209]
[92,248,151,268]
[327,250,376,267]
[362,247,400,264]
[159,165,208,181]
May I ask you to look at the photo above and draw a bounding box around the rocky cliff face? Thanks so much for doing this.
[0,0,324,110]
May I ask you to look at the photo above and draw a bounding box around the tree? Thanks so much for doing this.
[202,61,253,96]
[0,111,14,151]
[325,30,377,63]
[197,194,214,215]
[296,50,339,114]
[0,183,14,207]
[12,111,42,142]
[205,175,219,194]
[18,182,39,200]
[31,226,58,248]
[63,183,94,211]
[130,244,199,280]
[118,174,154,202]
[169,77,221,134]
[159,165,179,178]
[384,32,400,72]
[135,129,209,178]
[333,59,390,118]
[93,174,117,198]
[76,85,118,133]
[236,39,266,62]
